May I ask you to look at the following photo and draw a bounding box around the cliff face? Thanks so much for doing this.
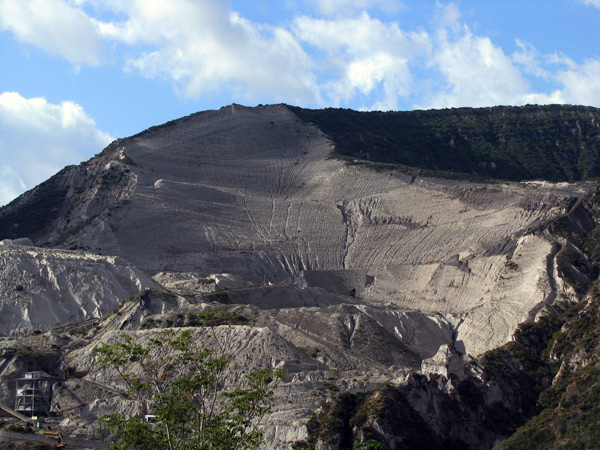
[0,142,135,246]
[302,277,600,450]
[0,104,599,449]
[0,241,157,336]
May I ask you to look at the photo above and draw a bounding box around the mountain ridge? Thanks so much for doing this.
[291,104,600,182]
[0,103,599,449]
[0,103,593,356]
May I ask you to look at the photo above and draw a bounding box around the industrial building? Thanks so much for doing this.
[14,371,55,417]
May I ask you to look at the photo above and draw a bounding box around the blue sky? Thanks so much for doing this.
[1,0,600,205]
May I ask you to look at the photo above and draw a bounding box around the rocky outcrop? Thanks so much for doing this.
[0,243,157,336]
[420,344,465,379]
[0,141,135,246]
[152,271,255,298]
[300,305,567,450]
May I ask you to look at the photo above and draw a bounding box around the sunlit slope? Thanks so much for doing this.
[0,104,592,354]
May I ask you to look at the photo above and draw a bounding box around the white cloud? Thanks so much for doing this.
[307,0,403,16]
[521,90,565,105]
[417,3,600,110]
[554,59,600,106]
[421,24,530,109]
[0,92,113,206]
[0,0,104,66]
[512,39,551,79]
[434,2,461,32]
[89,1,599,110]
[578,0,600,9]
[294,11,429,57]
[513,42,600,107]
[96,0,319,103]
[1,0,597,114]
[416,4,536,109]
[293,12,430,109]
[0,165,27,207]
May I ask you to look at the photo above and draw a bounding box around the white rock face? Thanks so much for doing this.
[0,104,597,449]
[0,245,158,336]
[61,325,335,446]
[0,238,33,246]
[30,104,586,356]
[1,106,592,350]
[420,344,465,379]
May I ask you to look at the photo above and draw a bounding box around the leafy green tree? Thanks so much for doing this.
[354,440,383,450]
[93,329,284,450]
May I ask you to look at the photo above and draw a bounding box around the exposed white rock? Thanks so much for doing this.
[0,245,158,336]
[0,238,33,246]
[420,344,465,380]
[0,104,596,448]
[46,104,587,356]
[210,273,255,290]
[152,271,219,296]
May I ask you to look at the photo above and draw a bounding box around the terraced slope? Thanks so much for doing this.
[0,104,594,355]
[0,104,599,449]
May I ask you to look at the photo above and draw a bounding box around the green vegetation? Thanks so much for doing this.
[186,310,248,327]
[1,423,33,433]
[354,441,383,450]
[297,382,471,450]
[291,104,600,182]
[293,392,372,450]
[505,254,519,271]
[141,309,249,330]
[583,223,600,263]
[494,283,600,449]
[94,329,284,450]
[68,324,88,336]
[297,296,589,449]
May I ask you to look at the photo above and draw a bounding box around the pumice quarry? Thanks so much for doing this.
[1,103,600,449]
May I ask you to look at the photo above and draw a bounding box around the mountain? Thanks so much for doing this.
[291,104,600,182]
[0,103,599,449]
[0,241,157,336]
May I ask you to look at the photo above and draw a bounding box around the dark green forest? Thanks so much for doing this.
[292,105,600,182]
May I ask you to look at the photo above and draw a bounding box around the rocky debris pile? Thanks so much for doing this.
[152,271,255,297]
[0,244,157,336]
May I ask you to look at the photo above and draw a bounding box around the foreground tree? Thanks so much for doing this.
[93,329,284,450]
